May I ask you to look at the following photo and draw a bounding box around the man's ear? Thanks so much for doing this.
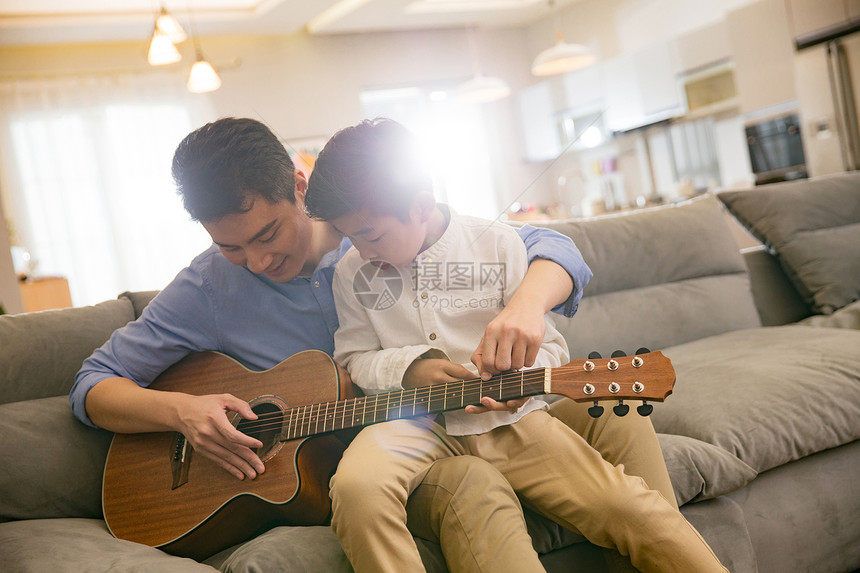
[414,192,437,222]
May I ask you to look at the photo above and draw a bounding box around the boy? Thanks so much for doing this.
[306,118,728,573]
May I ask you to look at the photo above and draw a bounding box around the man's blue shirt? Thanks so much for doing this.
[71,226,591,427]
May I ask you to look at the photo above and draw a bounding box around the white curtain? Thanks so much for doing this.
[0,71,216,306]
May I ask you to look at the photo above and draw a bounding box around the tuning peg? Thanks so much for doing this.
[637,402,653,416]
[611,350,627,358]
[588,401,604,418]
[635,347,650,355]
[613,401,630,416]
[588,351,602,360]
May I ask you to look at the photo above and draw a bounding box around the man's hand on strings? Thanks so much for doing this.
[175,393,265,481]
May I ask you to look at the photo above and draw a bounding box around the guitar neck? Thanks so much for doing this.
[273,352,675,441]
[279,369,549,441]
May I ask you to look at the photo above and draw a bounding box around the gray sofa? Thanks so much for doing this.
[1,176,859,573]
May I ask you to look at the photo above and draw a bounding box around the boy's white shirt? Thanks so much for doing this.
[332,205,570,436]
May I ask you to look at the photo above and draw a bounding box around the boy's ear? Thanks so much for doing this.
[293,171,308,207]
[414,192,437,222]
[294,170,308,195]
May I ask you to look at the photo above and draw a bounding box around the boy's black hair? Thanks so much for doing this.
[305,118,433,222]
[172,117,296,222]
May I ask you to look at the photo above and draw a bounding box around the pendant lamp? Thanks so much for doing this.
[185,3,222,94]
[531,0,595,76]
[147,6,185,66]
[456,74,511,103]
[454,28,511,104]
[188,50,222,93]
[155,6,187,44]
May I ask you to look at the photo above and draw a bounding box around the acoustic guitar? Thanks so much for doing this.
[102,349,675,560]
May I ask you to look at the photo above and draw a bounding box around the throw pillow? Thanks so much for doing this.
[651,325,860,473]
[0,396,112,522]
[799,299,860,330]
[657,433,757,506]
[718,173,860,314]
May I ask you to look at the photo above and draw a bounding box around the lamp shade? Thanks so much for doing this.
[155,7,187,44]
[188,58,222,93]
[148,30,181,66]
[531,39,595,76]
[455,74,511,103]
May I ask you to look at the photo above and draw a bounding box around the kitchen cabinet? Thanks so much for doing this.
[788,0,860,41]
[518,81,563,162]
[726,0,796,114]
[561,63,604,113]
[674,21,733,75]
[603,41,684,132]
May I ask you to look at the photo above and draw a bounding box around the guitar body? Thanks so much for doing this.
[102,350,350,560]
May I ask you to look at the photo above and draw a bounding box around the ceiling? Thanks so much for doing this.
[0,0,582,46]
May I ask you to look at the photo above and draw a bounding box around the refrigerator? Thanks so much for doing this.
[794,31,860,177]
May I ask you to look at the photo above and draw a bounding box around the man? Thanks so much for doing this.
[71,117,597,570]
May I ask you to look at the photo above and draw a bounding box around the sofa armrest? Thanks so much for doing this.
[118,290,159,320]
[742,246,810,326]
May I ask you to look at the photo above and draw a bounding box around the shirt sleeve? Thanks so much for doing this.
[515,224,593,317]
[331,257,436,394]
[69,264,220,427]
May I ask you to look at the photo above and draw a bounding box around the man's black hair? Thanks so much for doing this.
[305,118,433,222]
[172,117,296,222]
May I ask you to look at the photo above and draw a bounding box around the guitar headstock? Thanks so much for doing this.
[551,350,675,417]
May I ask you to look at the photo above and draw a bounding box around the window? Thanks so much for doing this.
[1,74,214,306]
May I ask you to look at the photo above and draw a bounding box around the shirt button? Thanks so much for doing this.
[314,281,320,287]
[429,333,437,341]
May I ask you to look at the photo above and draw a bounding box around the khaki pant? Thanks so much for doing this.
[331,399,726,573]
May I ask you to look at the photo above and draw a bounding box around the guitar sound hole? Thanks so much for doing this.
[236,401,284,462]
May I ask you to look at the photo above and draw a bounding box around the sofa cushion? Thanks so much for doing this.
[799,299,860,330]
[741,245,811,325]
[0,298,135,404]
[725,441,860,573]
[651,325,860,472]
[0,395,112,522]
[0,518,216,572]
[657,433,757,506]
[718,173,860,315]
[540,195,761,358]
[679,496,757,573]
[209,526,353,573]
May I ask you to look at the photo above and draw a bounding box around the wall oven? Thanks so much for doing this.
[745,113,808,185]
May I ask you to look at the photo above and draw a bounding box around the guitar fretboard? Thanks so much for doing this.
[278,369,549,441]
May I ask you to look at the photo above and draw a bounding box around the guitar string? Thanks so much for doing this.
[233,366,654,436]
[236,369,554,434]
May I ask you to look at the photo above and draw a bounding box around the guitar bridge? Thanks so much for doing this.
[170,433,192,490]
